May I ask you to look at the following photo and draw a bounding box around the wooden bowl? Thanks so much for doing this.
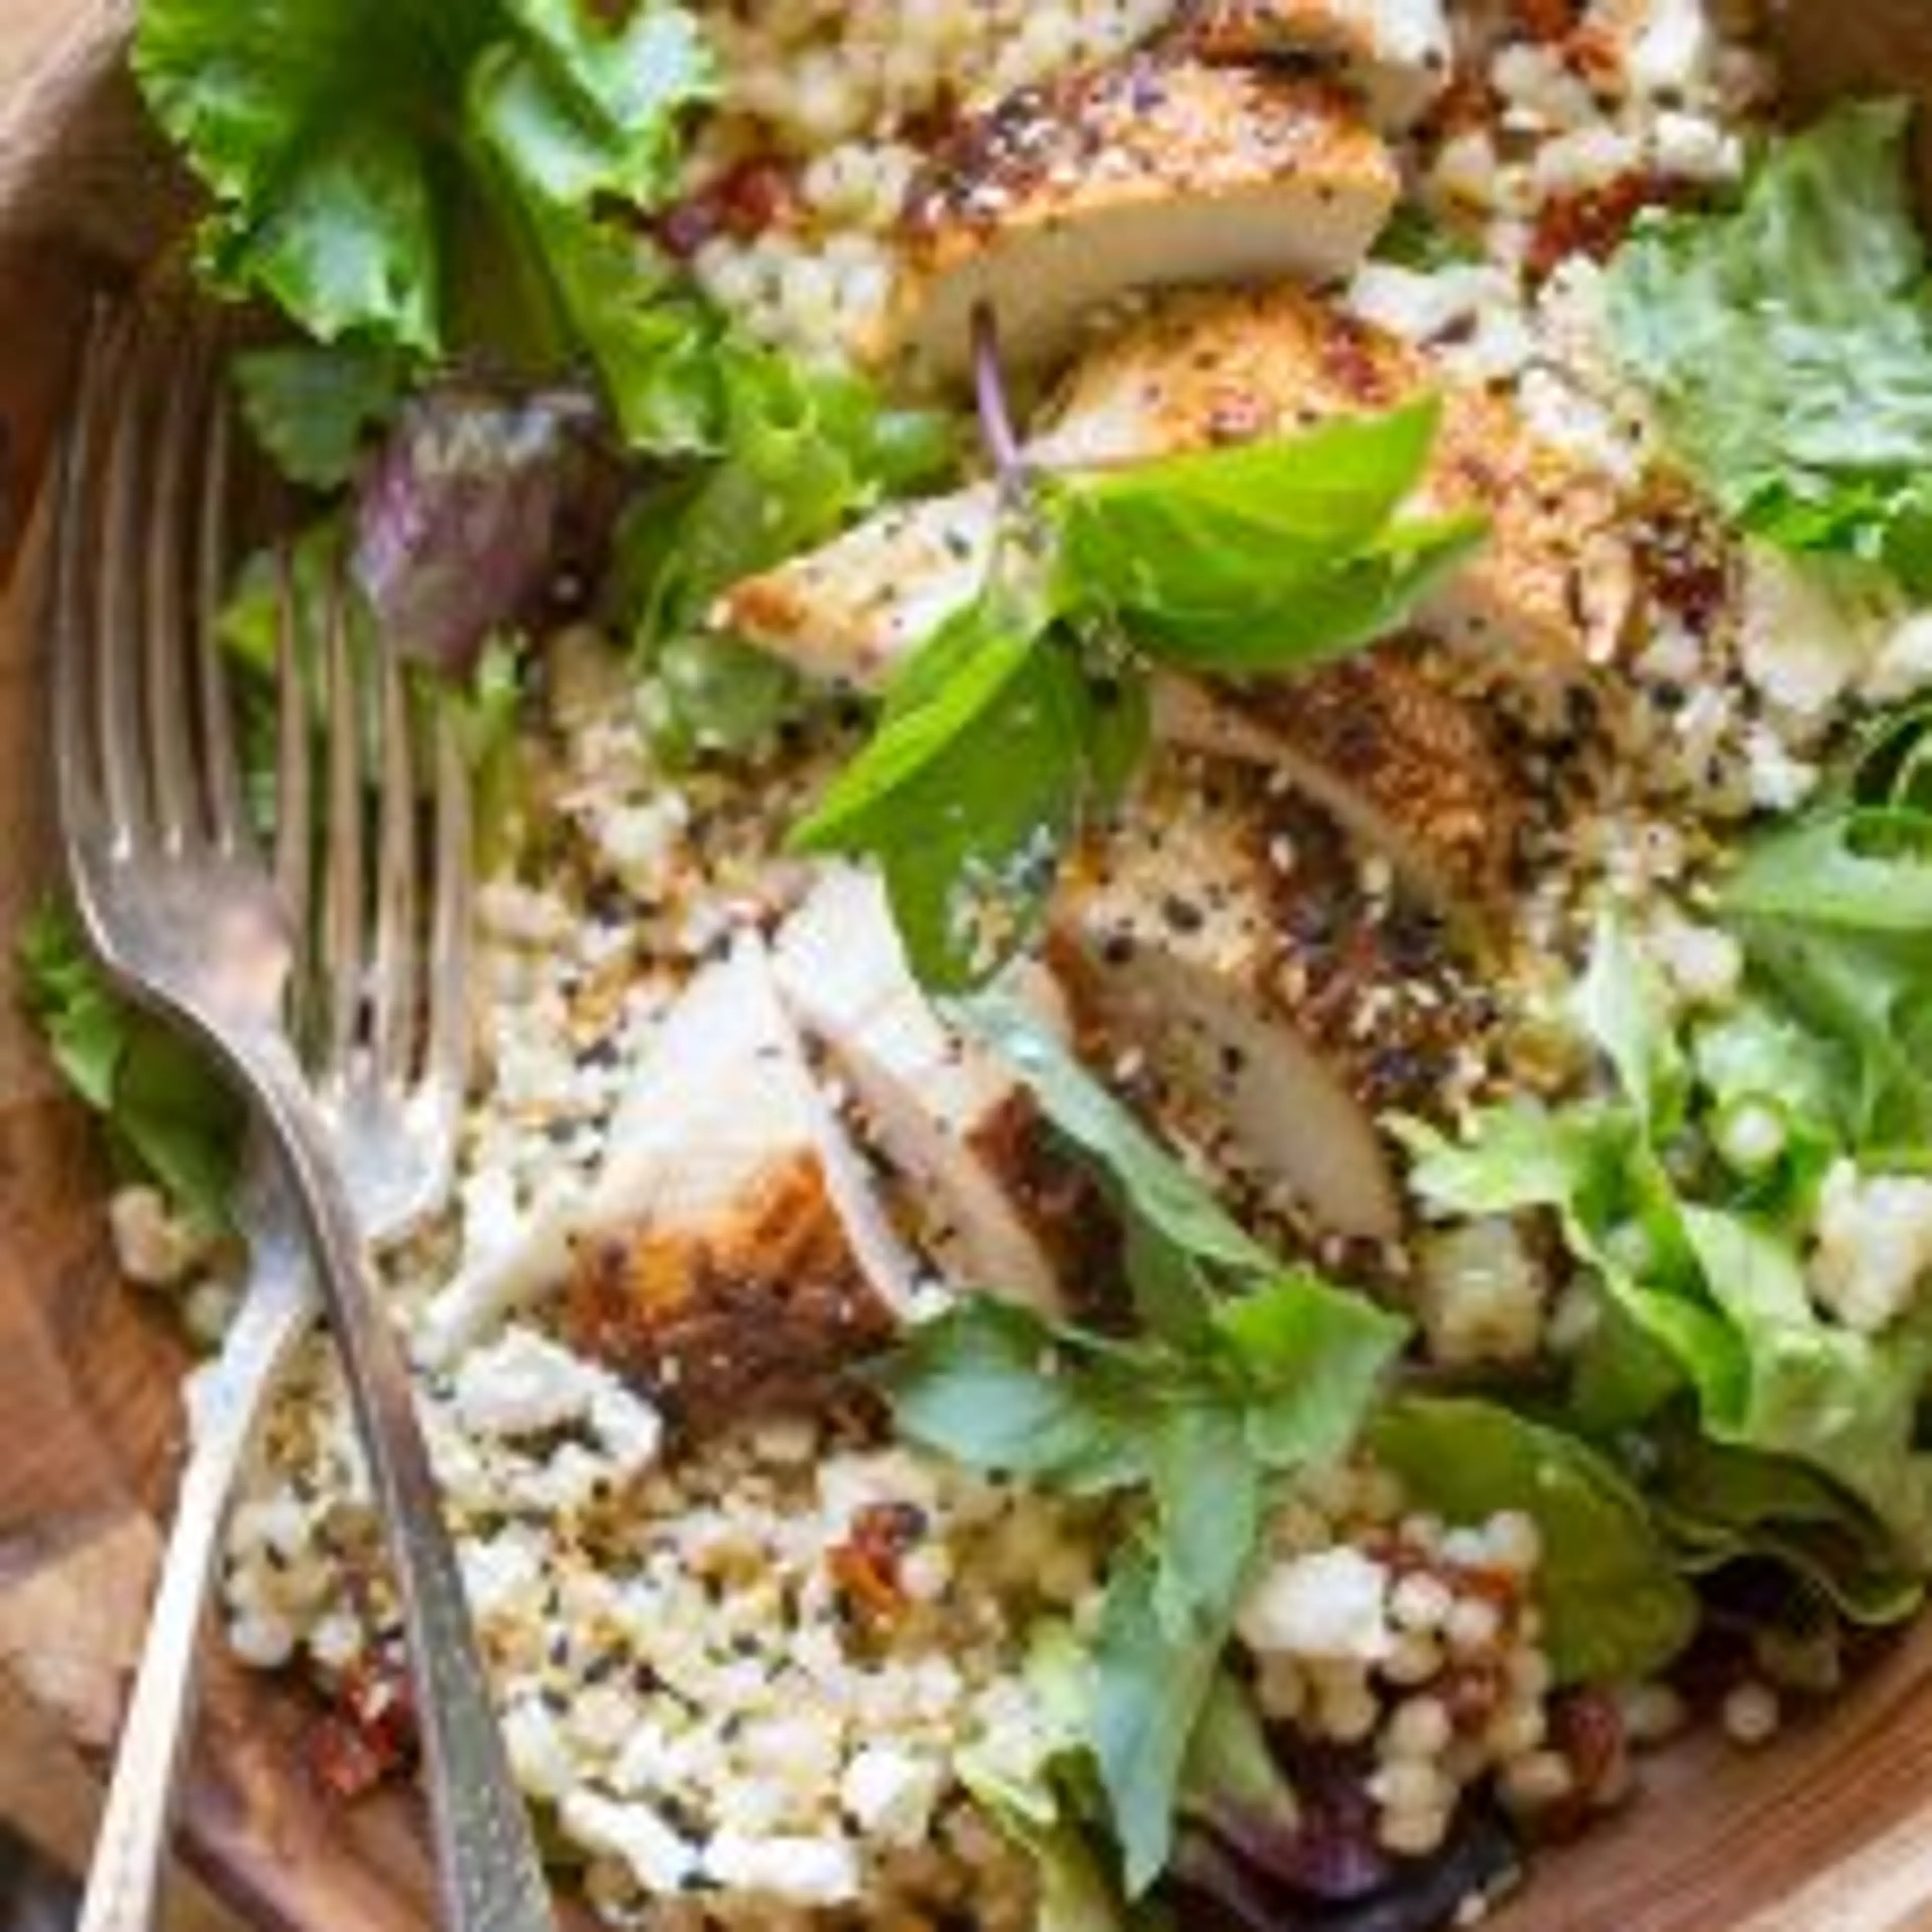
[5,7,1932,1929]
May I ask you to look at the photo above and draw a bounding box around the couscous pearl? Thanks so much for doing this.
[1445,1597,1505,1656]
[1622,1683,1689,1748]
[1379,1805,1455,1858]
[1386,1696,1454,1760]
[1391,1572,1456,1634]
[1502,1750,1577,1812]
[1723,1681,1783,1747]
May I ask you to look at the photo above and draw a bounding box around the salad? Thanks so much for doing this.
[29,0,1932,1925]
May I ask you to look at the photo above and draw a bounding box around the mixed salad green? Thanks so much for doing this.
[29,1,1932,1921]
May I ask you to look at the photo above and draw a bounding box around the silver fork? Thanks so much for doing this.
[51,301,553,1932]
[77,515,479,1925]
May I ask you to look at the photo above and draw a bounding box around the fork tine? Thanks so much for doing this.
[320,558,367,1085]
[273,547,314,959]
[196,364,249,855]
[143,320,214,855]
[51,306,129,863]
[94,311,157,858]
[422,705,473,1128]
[369,640,419,1092]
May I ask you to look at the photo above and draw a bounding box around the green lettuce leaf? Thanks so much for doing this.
[1650,1433,1923,1628]
[1606,100,1932,585]
[621,351,957,759]
[1369,1397,1697,1684]
[134,0,718,445]
[19,904,246,1232]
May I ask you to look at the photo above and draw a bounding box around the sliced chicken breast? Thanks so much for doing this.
[891,50,1398,385]
[724,284,1627,697]
[1030,284,1634,674]
[773,866,1090,1311]
[720,486,999,694]
[1182,0,1455,130]
[1055,768,1482,1244]
[422,938,917,1427]
[1152,649,1520,913]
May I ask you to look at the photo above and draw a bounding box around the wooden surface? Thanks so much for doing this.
[5,5,1932,1932]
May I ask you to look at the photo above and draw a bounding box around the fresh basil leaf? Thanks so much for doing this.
[1211,1276,1407,1468]
[1052,404,1485,675]
[1106,515,1485,676]
[796,608,1109,992]
[876,1297,1147,1495]
[19,903,245,1233]
[1371,1397,1698,1685]
[1092,1541,1231,1897]
[955,991,1277,1287]
[233,343,406,488]
[1146,1405,1265,1640]
[1606,100,1932,582]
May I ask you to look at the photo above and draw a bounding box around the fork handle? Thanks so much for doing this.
[242,1037,555,1932]
[79,1252,314,1932]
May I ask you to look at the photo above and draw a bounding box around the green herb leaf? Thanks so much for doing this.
[233,344,406,488]
[875,1296,1147,1495]
[1370,1398,1697,1684]
[795,596,1135,993]
[1606,100,1932,583]
[1092,1542,1231,1896]
[1053,403,1486,675]
[19,903,246,1232]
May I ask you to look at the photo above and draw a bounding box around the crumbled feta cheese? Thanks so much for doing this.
[704,1831,862,1907]
[561,1790,700,1895]
[504,1698,579,1803]
[1810,1161,1932,1334]
[1624,0,1714,100]
[1238,1547,1394,1663]
[1648,914,1743,1010]
[453,1325,615,1438]
[1738,546,1899,717]
[462,1531,547,1624]
[840,1745,945,1846]
[1414,1220,1547,1368]
[109,1185,203,1289]
[1866,612,1932,706]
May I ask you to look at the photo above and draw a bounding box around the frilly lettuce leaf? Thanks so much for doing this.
[1607,100,1932,588]
[19,904,246,1233]
[134,0,717,445]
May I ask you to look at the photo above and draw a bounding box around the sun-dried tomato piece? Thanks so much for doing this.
[828,1500,929,1627]
[1528,173,1695,281]
[305,1657,418,1804]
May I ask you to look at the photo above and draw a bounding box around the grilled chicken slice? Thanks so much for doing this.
[725,285,1627,697]
[1182,0,1454,130]
[891,49,1398,385]
[422,938,917,1424]
[1055,769,1481,1244]
[1152,650,1519,912]
[773,867,1093,1311]
[720,528,1517,917]
[1030,285,1634,675]
[720,486,999,694]
[562,935,919,1427]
